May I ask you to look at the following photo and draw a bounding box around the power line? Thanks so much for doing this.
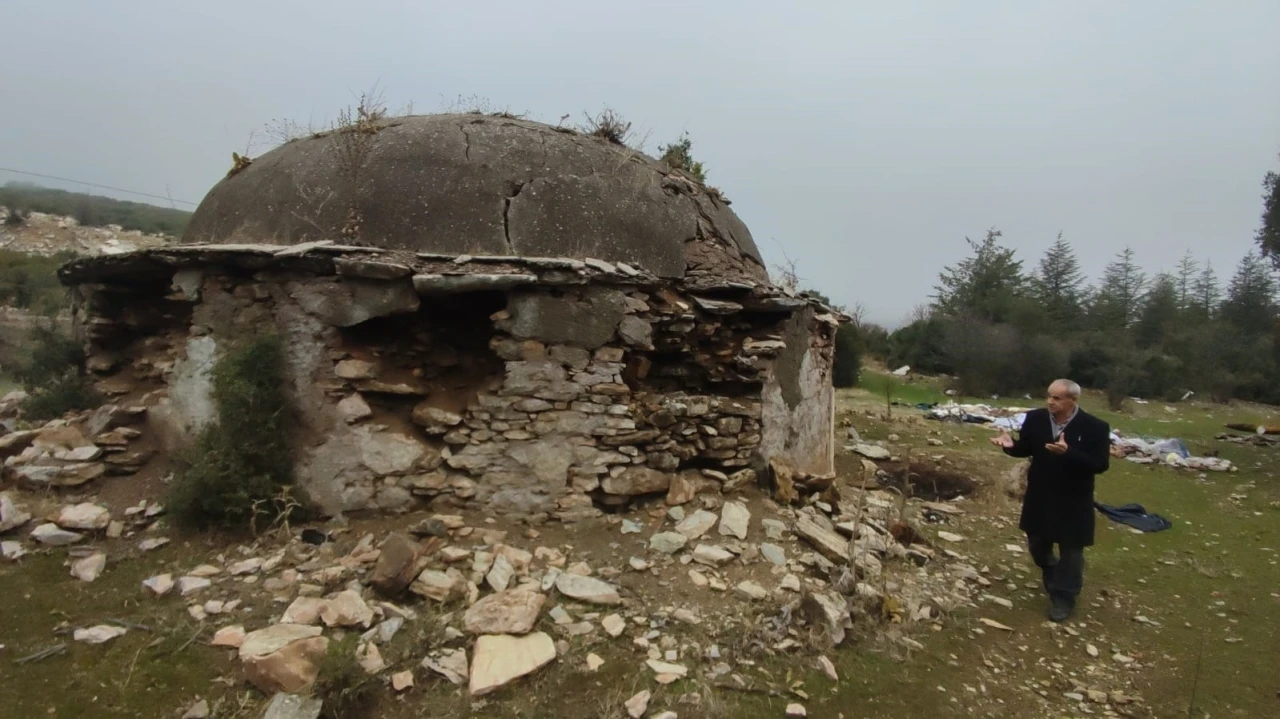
[0,166,199,206]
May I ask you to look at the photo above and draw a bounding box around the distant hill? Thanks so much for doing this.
[0,182,192,236]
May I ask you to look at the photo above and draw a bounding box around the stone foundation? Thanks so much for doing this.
[61,243,841,519]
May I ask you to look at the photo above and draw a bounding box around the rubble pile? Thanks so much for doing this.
[0,452,991,714]
[0,209,171,257]
[1,401,152,491]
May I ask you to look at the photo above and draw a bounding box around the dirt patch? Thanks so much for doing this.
[874,462,976,502]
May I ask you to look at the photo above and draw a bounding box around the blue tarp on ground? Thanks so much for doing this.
[1094,502,1173,532]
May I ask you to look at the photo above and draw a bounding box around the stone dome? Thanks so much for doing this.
[184,114,767,281]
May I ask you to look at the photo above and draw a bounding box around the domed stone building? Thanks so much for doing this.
[58,114,843,519]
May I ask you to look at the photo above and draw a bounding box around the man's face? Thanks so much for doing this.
[1047,384,1077,417]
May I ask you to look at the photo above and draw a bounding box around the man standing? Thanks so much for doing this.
[991,379,1110,622]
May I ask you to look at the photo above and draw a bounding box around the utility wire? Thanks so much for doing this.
[0,166,198,206]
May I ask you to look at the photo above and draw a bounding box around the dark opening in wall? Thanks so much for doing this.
[338,291,507,415]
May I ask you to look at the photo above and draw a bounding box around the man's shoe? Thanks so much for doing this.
[1048,596,1074,623]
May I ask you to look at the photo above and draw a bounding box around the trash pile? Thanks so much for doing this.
[921,402,1234,472]
[922,402,1032,429]
[1109,432,1233,472]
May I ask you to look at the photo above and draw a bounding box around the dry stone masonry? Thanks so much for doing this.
[60,243,840,519]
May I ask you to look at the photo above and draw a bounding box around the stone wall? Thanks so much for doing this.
[63,244,843,520]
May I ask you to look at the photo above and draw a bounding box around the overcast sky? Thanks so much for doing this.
[3,1,1278,325]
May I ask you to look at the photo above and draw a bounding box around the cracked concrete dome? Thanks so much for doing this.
[184,114,768,281]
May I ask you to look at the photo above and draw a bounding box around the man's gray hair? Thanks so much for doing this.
[1051,379,1082,399]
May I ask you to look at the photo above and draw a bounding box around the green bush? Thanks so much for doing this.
[314,635,377,718]
[16,324,100,422]
[0,250,75,315]
[168,335,309,530]
[658,133,708,183]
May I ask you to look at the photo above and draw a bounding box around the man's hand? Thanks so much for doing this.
[1045,434,1068,455]
[991,430,1014,449]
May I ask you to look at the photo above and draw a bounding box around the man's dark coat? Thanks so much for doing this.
[1004,407,1111,547]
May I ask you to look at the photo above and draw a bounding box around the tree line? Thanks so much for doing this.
[832,157,1280,407]
[1,182,191,236]
[870,229,1275,405]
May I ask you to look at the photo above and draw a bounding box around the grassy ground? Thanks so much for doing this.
[3,370,1278,718]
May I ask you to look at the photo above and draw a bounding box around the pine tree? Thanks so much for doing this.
[932,228,1027,324]
[1220,253,1277,335]
[1029,233,1086,327]
[1135,273,1179,348]
[1090,247,1147,330]
[1188,262,1221,322]
[1256,158,1280,268]
[1175,251,1199,312]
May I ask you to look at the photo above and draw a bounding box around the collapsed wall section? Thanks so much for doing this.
[60,244,842,520]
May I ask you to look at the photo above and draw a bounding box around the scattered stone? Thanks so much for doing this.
[392,670,415,691]
[735,581,768,600]
[371,533,420,596]
[181,699,210,719]
[357,641,386,675]
[780,574,802,592]
[1086,643,1099,658]
[818,655,838,682]
[143,573,175,596]
[55,503,111,531]
[760,543,787,566]
[422,648,469,685]
[70,552,106,582]
[649,532,688,554]
[625,690,651,718]
[411,569,462,602]
[227,557,264,575]
[785,703,807,717]
[793,515,847,562]
[621,519,643,534]
[674,510,718,540]
[260,693,323,719]
[2,540,26,560]
[487,555,516,592]
[0,493,32,533]
[691,544,734,567]
[178,576,213,596]
[464,588,546,635]
[188,564,222,578]
[320,590,375,628]
[239,624,329,693]
[800,592,849,646]
[31,523,83,546]
[852,444,890,460]
[586,653,605,671]
[937,531,965,543]
[212,625,246,648]
[602,614,626,637]
[139,538,170,552]
[761,519,787,540]
[555,573,621,605]
[978,618,1014,632]
[74,625,127,644]
[645,659,688,678]
[718,501,750,540]
[281,597,327,625]
[469,632,556,696]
